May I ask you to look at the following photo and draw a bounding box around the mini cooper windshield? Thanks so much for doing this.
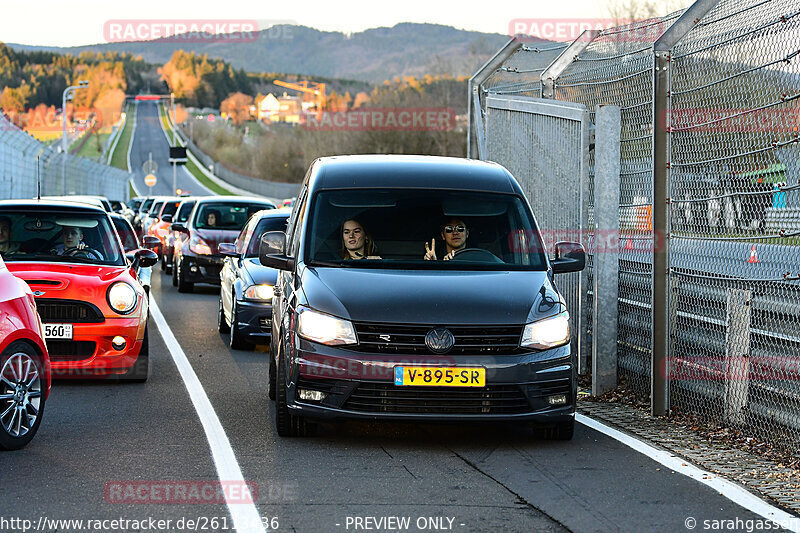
[305,189,548,270]
[0,211,125,266]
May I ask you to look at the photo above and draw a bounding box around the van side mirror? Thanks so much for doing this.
[259,231,293,270]
[171,222,189,233]
[162,214,173,223]
[552,242,586,274]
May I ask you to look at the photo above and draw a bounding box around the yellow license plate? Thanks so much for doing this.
[394,367,485,387]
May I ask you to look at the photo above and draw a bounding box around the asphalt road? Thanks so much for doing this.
[1,110,781,533]
[0,269,773,532]
[128,101,215,197]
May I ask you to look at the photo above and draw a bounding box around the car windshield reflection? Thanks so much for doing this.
[0,211,125,266]
[305,189,547,270]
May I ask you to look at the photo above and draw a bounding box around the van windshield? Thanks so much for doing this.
[304,189,547,270]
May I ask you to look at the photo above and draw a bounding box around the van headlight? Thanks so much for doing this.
[107,282,138,315]
[297,308,357,346]
[520,311,570,350]
[244,284,273,302]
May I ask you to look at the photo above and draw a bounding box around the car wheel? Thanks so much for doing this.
[275,340,315,437]
[268,355,276,401]
[229,299,251,351]
[0,342,46,450]
[218,295,230,334]
[122,325,150,382]
[533,418,574,441]
[177,259,194,293]
[171,254,178,287]
[164,255,173,275]
[160,253,166,272]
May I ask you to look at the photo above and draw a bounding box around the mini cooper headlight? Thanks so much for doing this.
[520,311,570,350]
[244,284,274,302]
[107,282,137,315]
[297,308,357,346]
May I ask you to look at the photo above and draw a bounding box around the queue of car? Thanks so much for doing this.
[3,157,585,448]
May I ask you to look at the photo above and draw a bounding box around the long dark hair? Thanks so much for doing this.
[339,218,377,259]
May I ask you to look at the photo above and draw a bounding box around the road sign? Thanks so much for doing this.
[142,153,158,174]
[169,146,187,165]
[144,173,157,187]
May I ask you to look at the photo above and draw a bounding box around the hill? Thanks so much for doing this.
[8,23,512,83]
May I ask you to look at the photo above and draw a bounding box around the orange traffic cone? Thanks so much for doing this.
[748,245,759,264]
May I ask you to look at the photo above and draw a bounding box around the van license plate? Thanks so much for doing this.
[44,323,73,340]
[394,367,485,387]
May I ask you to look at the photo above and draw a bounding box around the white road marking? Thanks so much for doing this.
[576,413,800,530]
[149,297,266,533]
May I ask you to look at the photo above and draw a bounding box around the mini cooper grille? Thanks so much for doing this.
[35,299,105,323]
[343,383,531,415]
[350,323,525,355]
[47,341,96,362]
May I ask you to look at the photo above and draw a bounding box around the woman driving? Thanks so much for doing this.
[340,219,380,260]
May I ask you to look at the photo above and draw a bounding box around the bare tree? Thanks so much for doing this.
[606,0,691,23]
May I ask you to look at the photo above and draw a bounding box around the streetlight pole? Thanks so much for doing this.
[171,92,177,193]
[61,80,90,194]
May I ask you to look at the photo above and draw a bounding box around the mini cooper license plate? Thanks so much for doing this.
[394,367,485,387]
[44,323,73,340]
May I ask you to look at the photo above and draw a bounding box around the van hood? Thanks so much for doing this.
[299,267,564,325]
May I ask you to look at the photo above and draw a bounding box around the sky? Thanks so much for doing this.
[0,0,685,47]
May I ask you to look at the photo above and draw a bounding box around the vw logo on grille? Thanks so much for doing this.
[425,327,455,354]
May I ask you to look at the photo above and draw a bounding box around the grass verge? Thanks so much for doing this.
[109,104,134,170]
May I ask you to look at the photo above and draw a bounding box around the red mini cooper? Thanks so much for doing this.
[0,200,157,381]
[0,254,51,450]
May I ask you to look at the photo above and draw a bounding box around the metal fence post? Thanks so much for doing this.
[651,48,671,416]
[726,288,751,426]
[540,30,600,99]
[593,105,621,395]
[652,0,720,416]
[467,38,521,159]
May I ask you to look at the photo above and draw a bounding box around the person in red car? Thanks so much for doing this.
[50,225,103,260]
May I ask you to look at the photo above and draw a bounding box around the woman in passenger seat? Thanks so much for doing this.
[339,219,380,260]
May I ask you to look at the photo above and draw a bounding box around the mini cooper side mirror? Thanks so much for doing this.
[136,248,159,268]
[127,248,158,270]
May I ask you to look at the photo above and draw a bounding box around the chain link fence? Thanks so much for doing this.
[0,114,131,201]
[470,0,800,454]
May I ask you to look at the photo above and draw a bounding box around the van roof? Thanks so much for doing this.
[312,155,519,194]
